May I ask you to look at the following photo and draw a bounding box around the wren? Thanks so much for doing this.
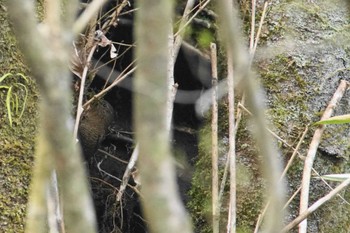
[78,100,115,160]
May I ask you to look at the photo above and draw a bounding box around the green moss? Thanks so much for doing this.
[257,52,311,140]
[0,2,38,232]
[188,106,266,232]
[188,1,350,232]
[187,123,212,233]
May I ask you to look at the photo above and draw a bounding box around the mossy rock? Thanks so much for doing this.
[0,2,38,232]
[189,0,350,232]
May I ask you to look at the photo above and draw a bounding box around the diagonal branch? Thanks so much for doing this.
[298,79,349,232]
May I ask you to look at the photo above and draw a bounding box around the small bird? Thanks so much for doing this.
[78,99,115,160]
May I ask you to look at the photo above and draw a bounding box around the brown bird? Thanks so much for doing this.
[78,99,115,160]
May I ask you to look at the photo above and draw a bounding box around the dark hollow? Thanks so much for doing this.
[77,1,214,232]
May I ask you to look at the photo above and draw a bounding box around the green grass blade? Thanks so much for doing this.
[6,86,13,127]
[15,83,28,118]
[14,93,19,115]
[314,114,350,125]
[15,73,29,83]
[320,174,350,182]
[0,73,13,83]
[1,72,29,126]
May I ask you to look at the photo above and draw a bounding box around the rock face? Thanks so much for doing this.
[78,100,115,160]
[254,1,350,232]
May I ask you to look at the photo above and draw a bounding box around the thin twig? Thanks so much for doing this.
[234,94,246,134]
[116,145,139,202]
[167,0,195,131]
[311,168,350,205]
[299,80,349,232]
[101,0,130,32]
[249,0,256,52]
[73,44,97,139]
[283,186,302,210]
[97,149,128,164]
[225,26,285,233]
[228,3,269,208]
[83,66,136,109]
[174,0,211,37]
[252,1,268,56]
[280,127,309,180]
[236,0,269,132]
[237,0,269,132]
[283,175,350,232]
[254,127,308,233]
[210,42,219,233]
[238,103,302,153]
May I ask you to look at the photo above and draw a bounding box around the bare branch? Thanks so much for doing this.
[210,42,219,233]
[73,44,97,139]
[284,175,350,232]
[116,145,139,202]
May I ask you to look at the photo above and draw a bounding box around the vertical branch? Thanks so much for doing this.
[73,45,97,139]
[134,0,193,232]
[210,43,219,233]
[167,0,194,131]
[7,0,98,233]
[226,49,236,233]
[26,129,53,233]
[167,22,176,132]
[252,1,268,55]
[216,1,285,232]
[249,0,256,52]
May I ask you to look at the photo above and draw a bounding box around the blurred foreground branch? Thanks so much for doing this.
[6,1,97,233]
[216,1,285,232]
[134,0,193,232]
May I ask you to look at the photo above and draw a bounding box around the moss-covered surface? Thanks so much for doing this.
[258,1,350,231]
[188,105,267,232]
[261,3,350,231]
[0,2,38,232]
[189,0,350,233]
